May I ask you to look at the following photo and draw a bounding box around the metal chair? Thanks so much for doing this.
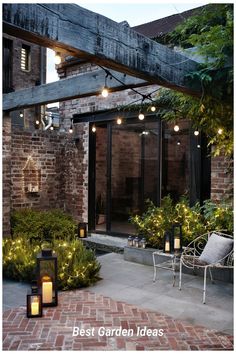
[179,231,233,304]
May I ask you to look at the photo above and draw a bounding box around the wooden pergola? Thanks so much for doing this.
[3,3,202,112]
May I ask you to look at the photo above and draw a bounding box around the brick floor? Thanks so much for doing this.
[3,290,233,351]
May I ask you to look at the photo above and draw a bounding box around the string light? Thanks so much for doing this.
[117,117,122,125]
[101,72,110,97]
[197,144,201,148]
[20,111,24,118]
[151,106,156,112]
[194,130,199,136]
[138,109,145,120]
[35,119,40,125]
[50,125,54,131]
[177,141,181,146]
[54,52,61,65]
[92,125,96,133]
[69,119,73,134]
[174,124,180,132]
[218,128,223,135]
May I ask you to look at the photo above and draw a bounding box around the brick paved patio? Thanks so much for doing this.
[3,290,233,351]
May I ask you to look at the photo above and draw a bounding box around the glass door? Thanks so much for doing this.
[94,119,161,235]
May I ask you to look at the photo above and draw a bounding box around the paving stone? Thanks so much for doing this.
[3,290,233,351]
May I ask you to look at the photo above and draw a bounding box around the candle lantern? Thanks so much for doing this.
[134,237,140,248]
[127,236,133,247]
[36,248,58,307]
[78,222,87,238]
[140,238,147,249]
[164,231,172,253]
[172,223,183,253]
[26,284,42,318]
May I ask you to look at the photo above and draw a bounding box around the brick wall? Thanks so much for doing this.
[211,155,233,203]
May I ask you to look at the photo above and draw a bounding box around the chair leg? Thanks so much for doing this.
[153,266,157,282]
[179,260,182,290]
[209,268,214,284]
[203,267,207,304]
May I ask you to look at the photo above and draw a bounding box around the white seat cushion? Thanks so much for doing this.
[199,233,233,264]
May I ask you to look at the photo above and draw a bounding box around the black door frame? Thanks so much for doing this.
[88,115,161,236]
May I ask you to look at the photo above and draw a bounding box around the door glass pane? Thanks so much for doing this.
[111,120,160,234]
[95,125,107,232]
[162,120,190,202]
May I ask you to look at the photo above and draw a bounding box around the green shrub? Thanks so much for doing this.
[11,209,77,242]
[3,237,101,290]
[203,199,234,234]
[130,196,233,248]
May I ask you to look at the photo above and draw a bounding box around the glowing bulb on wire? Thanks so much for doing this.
[92,125,96,133]
[174,124,180,132]
[138,112,145,120]
[54,52,61,65]
[117,118,122,125]
[194,130,199,136]
[101,87,109,98]
[151,106,156,112]
[218,128,223,135]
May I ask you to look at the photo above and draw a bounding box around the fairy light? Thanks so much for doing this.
[117,117,122,125]
[20,111,24,118]
[92,125,96,133]
[218,128,223,135]
[101,87,109,97]
[69,119,73,134]
[194,130,199,136]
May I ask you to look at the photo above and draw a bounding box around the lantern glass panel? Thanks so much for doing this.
[27,293,42,318]
[78,223,87,238]
[37,252,58,307]
[164,232,172,253]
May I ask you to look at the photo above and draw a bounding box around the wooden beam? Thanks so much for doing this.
[3,70,147,111]
[3,4,201,96]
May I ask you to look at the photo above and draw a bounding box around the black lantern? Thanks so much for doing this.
[36,249,58,307]
[164,231,172,253]
[26,284,42,318]
[172,223,183,253]
[78,222,87,238]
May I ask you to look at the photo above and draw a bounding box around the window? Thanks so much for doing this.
[3,38,13,93]
[21,44,31,71]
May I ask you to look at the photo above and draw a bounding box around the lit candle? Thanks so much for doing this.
[80,229,85,238]
[31,298,39,315]
[174,238,180,250]
[42,281,53,303]
[165,241,170,252]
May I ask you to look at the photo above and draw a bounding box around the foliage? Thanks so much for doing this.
[146,4,233,157]
[130,196,233,248]
[3,237,101,290]
[130,196,205,248]
[11,209,77,243]
[203,199,234,234]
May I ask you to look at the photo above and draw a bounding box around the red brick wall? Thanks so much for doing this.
[211,155,233,203]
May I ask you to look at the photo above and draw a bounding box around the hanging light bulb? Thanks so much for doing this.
[138,110,145,120]
[194,129,199,136]
[54,52,61,65]
[117,118,122,125]
[101,87,109,97]
[92,125,96,133]
[218,128,223,135]
[35,119,40,125]
[197,144,201,148]
[20,111,24,118]
[50,125,54,131]
[174,124,180,132]
[150,105,156,112]
[177,141,181,146]
[69,118,74,133]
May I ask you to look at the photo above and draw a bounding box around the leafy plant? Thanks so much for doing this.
[203,199,233,234]
[11,209,77,243]
[130,196,233,248]
[3,237,101,290]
